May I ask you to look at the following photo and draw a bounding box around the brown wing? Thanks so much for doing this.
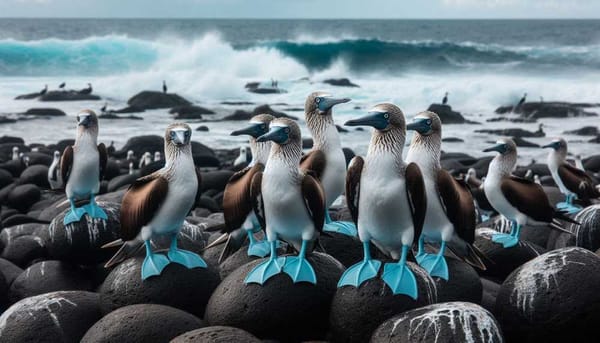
[406,163,426,242]
[195,168,202,207]
[302,173,326,233]
[97,143,107,181]
[222,164,264,233]
[60,146,73,184]
[558,163,599,200]
[437,169,477,244]
[119,173,168,240]
[345,156,363,224]
[500,176,554,222]
[300,150,327,180]
[249,171,265,229]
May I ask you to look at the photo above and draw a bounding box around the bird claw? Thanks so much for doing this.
[247,240,272,258]
[141,252,170,280]
[63,207,87,225]
[283,255,317,284]
[323,221,358,237]
[417,253,449,280]
[83,203,108,220]
[491,233,519,248]
[337,259,381,288]
[245,257,286,285]
[381,262,418,299]
[168,248,207,269]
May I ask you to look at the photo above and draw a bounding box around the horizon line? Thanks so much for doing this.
[0,17,599,20]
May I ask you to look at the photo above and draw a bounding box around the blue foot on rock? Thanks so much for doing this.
[418,253,449,280]
[492,233,519,248]
[247,240,271,258]
[382,262,418,299]
[245,256,286,285]
[83,202,108,220]
[556,201,569,210]
[168,248,207,269]
[141,242,170,280]
[63,207,87,225]
[338,259,381,288]
[564,204,582,214]
[283,255,317,284]
[323,221,358,237]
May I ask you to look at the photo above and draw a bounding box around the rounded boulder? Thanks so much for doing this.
[7,184,41,212]
[434,257,483,304]
[170,326,261,343]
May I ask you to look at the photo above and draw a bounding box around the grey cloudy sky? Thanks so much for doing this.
[1,0,599,18]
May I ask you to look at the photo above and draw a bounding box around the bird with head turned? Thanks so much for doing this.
[543,137,599,213]
[406,111,486,280]
[206,113,275,262]
[104,122,206,279]
[301,91,356,236]
[338,103,426,298]
[60,110,108,225]
[483,138,577,248]
[244,118,326,285]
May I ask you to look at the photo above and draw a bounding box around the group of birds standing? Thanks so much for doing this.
[39,82,93,96]
[50,90,597,296]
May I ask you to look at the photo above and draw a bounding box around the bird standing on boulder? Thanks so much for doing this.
[483,138,577,248]
[139,152,152,169]
[406,111,486,280]
[79,83,92,95]
[245,118,325,285]
[60,110,108,224]
[301,91,355,236]
[11,147,19,161]
[339,103,426,298]
[163,80,168,94]
[48,151,62,190]
[59,82,66,90]
[209,114,275,262]
[39,85,47,96]
[515,93,527,112]
[442,92,448,105]
[104,123,206,279]
[543,138,599,213]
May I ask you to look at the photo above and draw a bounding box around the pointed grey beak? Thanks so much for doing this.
[318,97,351,112]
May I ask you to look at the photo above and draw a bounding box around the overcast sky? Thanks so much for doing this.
[1,0,599,19]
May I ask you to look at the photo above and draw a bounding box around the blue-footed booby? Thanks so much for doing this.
[406,111,487,280]
[245,118,326,285]
[103,123,206,279]
[483,138,578,248]
[301,91,355,236]
[338,103,426,298]
[543,138,599,213]
[11,147,19,161]
[48,150,62,190]
[207,114,275,262]
[61,110,108,225]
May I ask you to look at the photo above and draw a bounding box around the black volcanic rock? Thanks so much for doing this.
[7,184,41,212]
[495,247,600,342]
[127,91,191,110]
[573,205,600,251]
[372,302,504,343]
[40,90,101,102]
[475,127,544,138]
[170,105,215,118]
[564,126,598,136]
[23,108,66,117]
[330,263,437,343]
[323,78,359,87]
[19,165,50,188]
[495,101,598,118]
[0,291,102,343]
[171,326,261,343]
[433,257,483,304]
[81,304,204,343]
[205,252,344,342]
[512,136,540,148]
[427,104,476,124]
[15,92,42,100]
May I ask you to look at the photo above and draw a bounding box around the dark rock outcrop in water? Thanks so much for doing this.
[22,108,66,117]
[495,101,599,119]
[223,104,297,121]
[98,113,143,120]
[512,136,540,147]
[169,105,215,120]
[476,127,544,138]
[245,82,287,94]
[39,91,100,102]
[323,78,360,87]
[127,91,192,110]
[15,92,42,100]
[427,104,477,124]
[564,126,598,136]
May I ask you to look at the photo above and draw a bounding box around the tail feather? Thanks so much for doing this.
[448,243,488,271]
[218,234,245,264]
[553,210,580,225]
[202,233,229,252]
[550,219,576,236]
[104,239,144,269]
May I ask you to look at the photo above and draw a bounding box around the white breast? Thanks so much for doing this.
[483,170,529,225]
[66,141,99,199]
[547,153,570,195]
[320,125,346,207]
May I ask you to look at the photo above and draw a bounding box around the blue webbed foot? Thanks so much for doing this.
[418,253,449,280]
[64,207,87,225]
[338,259,381,288]
[491,233,519,248]
[245,256,286,285]
[247,239,271,258]
[556,201,570,210]
[83,202,108,220]
[381,262,418,299]
[323,221,358,237]
[564,204,582,214]
[168,248,207,269]
[283,255,317,284]
[141,252,170,279]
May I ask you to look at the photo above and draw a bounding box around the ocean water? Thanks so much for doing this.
[0,19,599,162]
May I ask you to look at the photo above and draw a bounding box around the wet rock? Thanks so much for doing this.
[476,127,544,138]
[564,126,598,136]
[127,91,191,110]
[0,258,23,285]
[43,201,121,265]
[8,260,92,303]
[81,304,204,343]
[19,165,50,188]
[442,137,464,142]
[40,90,101,102]
[427,104,476,124]
[495,101,598,119]
[7,184,41,212]
[99,256,220,318]
[0,222,46,252]
[22,108,66,117]
[200,170,234,192]
[1,234,47,267]
[0,291,102,343]
[481,277,501,314]
[330,263,437,343]
[372,302,503,343]
[433,257,482,304]
[196,125,209,132]
[572,205,600,251]
[171,326,261,343]
[323,78,359,87]
[0,168,13,188]
[170,105,215,119]
[495,247,600,342]
[15,92,41,100]
[512,136,540,147]
[205,252,344,342]
[98,113,143,120]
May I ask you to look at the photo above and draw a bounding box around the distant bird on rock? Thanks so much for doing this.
[442,92,448,105]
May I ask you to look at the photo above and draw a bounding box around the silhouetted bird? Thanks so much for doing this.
[79,83,92,95]
[442,92,448,105]
[59,82,66,89]
[100,102,107,113]
[39,85,48,96]
[163,80,167,94]
[517,93,527,108]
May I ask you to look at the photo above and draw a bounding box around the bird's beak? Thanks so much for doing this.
[345,111,388,130]
[406,118,430,134]
[257,126,288,144]
[231,123,263,138]
[542,142,556,149]
[173,131,186,145]
[318,97,351,112]
[78,115,90,127]
[483,144,505,153]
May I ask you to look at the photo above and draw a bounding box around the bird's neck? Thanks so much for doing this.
[267,142,302,173]
[75,130,98,147]
[249,137,271,166]
[367,128,405,162]
[547,149,566,170]
[406,133,441,173]
[306,113,340,151]
[488,154,516,179]
[164,144,193,174]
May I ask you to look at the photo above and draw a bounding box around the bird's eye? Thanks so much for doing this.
[285,127,290,134]
[315,97,321,103]
[426,119,432,125]
[383,113,389,119]
[261,124,266,130]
